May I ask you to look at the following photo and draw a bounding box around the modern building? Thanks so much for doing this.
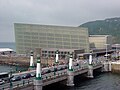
[41,48,84,59]
[112,44,120,50]
[14,23,90,55]
[89,35,112,49]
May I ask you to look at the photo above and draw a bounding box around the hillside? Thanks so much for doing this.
[80,17,120,43]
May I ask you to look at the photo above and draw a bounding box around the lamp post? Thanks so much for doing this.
[29,50,34,69]
[36,55,42,80]
[53,50,59,76]
[65,54,69,65]
[47,51,49,67]
[68,52,73,71]
[9,68,13,89]
[55,50,59,63]
[15,64,18,72]
[47,56,48,67]
[89,50,93,65]
[104,44,110,61]
[89,53,92,65]
[115,44,119,60]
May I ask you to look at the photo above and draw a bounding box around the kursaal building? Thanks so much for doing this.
[14,23,90,54]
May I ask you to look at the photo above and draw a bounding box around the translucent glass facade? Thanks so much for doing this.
[14,23,89,54]
[89,35,112,49]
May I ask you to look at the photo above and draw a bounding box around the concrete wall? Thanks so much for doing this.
[111,63,120,73]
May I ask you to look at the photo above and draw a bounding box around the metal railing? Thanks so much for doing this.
[0,79,33,90]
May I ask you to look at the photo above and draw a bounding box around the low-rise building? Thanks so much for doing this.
[89,35,112,49]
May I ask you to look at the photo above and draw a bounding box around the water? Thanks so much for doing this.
[0,65,28,73]
[0,42,16,51]
[43,73,120,90]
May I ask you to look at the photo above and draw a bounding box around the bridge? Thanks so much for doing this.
[0,52,111,90]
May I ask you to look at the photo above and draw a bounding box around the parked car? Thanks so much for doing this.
[42,69,51,75]
[21,73,31,79]
[0,79,5,85]
[11,75,21,82]
[30,72,36,77]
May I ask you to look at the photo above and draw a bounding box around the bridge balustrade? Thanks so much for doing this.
[42,69,67,81]
[0,79,33,90]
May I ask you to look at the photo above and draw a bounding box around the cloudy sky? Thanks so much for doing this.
[0,0,120,42]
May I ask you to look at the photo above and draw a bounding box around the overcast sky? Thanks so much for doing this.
[0,0,120,42]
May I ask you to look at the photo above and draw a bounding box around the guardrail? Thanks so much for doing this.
[0,79,33,90]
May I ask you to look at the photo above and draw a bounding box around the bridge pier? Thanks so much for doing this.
[87,53,94,78]
[67,70,74,86]
[87,65,94,78]
[34,55,43,90]
[102,61,111,72]
[67,53,74,86]
[34,79,43,90]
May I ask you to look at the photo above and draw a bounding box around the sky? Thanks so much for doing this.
[0,0,120,42]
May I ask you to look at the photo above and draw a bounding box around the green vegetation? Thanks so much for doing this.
[80,17,120,43]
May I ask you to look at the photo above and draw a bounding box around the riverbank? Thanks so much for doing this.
[0,55,29,67]
[111,60,120,73]
[0,55,65,68]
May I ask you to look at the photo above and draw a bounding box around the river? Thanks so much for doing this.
[43,72,120,90]
[0,65,28,73]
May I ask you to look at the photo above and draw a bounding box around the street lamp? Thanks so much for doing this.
[104,44,110,61]
[47,51,49,67]
[115,44,119,60]
[9,68,13,89]
[55,50,59,63]
[89,50,93,65]
[15,63,19,72]
[45,53,49,67]
[65,54,69,65]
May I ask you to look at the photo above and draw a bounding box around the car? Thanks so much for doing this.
[57,67,63,71]
[30,72,36,77]
[42,69,51,75]
[21,73,31,79]
[11,75,21,82]
[0,79,5,85]
[54,68,57,72]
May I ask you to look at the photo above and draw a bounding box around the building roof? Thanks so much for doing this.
[14,23,87,30]
[89,35,110,37]
[0,48,13,52]
[112,44,120,47]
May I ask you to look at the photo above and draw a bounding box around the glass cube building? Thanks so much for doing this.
[14,23,90,54]
[89,35,112,49]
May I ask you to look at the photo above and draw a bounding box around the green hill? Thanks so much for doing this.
[80,17,120,43]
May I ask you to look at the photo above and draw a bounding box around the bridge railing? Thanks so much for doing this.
[42,69,67,81]
[0,79,33,90]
